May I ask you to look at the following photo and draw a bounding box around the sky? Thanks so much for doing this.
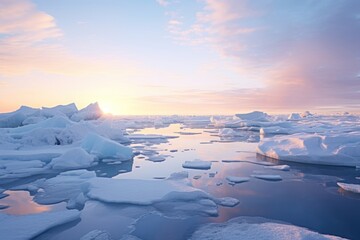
[0,0,359,115]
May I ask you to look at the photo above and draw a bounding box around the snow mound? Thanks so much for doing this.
[50,148,96,170]
[81,133,133,160]
[190,217,346,240]
[257,132,360,166]
[71,102,103,122]
[182,160,212,170]
[337,182,360,194]
[0,210,80,240]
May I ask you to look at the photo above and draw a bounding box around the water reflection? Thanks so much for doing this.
[0,190,65,215]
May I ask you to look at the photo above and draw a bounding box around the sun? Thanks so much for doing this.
[99,103,115,115]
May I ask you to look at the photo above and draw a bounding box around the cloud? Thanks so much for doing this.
[162,0,360,111]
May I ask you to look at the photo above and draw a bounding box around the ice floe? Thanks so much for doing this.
[251,175,282,181]
[257,132,360,166]
[337,182,360,194]
[182,160,212,170]
[226,176,250,184]
[0,210,80,240]
[190,217,345,240]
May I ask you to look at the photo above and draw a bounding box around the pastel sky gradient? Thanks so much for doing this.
[0,0,359,115]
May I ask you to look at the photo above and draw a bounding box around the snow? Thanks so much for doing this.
[257,132,360,166]
[337,182,360,194]
[226,176,250,183]
[0,210,80,240]
[81,133,133,160]
[251,175,282,181]
[71,102,103,122]
[182,160,212,170]
[50,148,96,170]
[190,217,345,240]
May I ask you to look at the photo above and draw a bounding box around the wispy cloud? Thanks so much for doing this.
[161,0,360,112]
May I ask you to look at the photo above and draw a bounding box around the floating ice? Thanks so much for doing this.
[251,175,282,181]
[33,170,96,209]
[226,176,250,184]
[81,133,133,160]
[0,210,80,240]
[337,182,360,194]
[265,165,290,171]
[257,132,360,166]
[190,217,345,240]
[182,160,212,170]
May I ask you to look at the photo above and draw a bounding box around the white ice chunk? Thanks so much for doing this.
[71,102,102,122]
[226,176,250,183]
[0,210,80,240]
[215,197,240,207]
[182,160,212,170]
[86,177,211,205]
[251,175,282,181]
[337,182,360,194]
[81,133,133,160]
[50,148,96,170]
[265,165,290,171]
[257,132,360,166]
